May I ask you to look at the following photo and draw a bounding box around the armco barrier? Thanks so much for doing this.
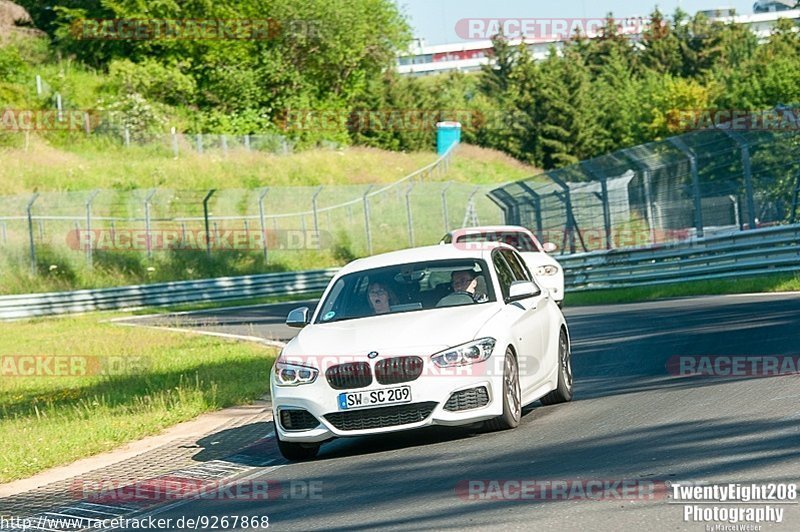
[561,224,800,290]
[0,268,337,320]
[1,224,798,319]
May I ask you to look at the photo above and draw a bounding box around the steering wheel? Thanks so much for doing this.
[436,291,477,308]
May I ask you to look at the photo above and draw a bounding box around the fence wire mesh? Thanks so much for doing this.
[490,122,800,254]
[0,148,506,281]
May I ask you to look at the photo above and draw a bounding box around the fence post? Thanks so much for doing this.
[581,162,613,250]
[55,93,63,122]
[312,186,323,250]
[363,185,374,255]
[221,135,228,156]
[36,74,42,96]
[144,189,157,259]
[171,127,179,158]
[85,190,100,267]
[258,188,270,262]
[203,189,216,258]
[405,183,415,247]
[84,112,91,136]
[26,193,39,275]
[441,182,452,233]
[196,133,203,154]
[124,127,131,147]
[669,137,704,239]
[244,134,251,151]
[718,128,757,231]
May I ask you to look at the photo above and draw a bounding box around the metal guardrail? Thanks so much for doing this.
[561,224,800,291]
[0,269,337,320]
[1,224,797,319]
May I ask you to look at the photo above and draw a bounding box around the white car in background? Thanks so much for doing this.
[271,244,573,460]
[441,225,565,307]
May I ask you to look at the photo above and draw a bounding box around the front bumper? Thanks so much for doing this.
[272,363,504,443]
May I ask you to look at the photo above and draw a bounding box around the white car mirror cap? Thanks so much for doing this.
[507,280,539,302]
[286,307,310,328]
[542,242,558,253]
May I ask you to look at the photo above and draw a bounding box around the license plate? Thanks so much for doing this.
[338,386,412,410]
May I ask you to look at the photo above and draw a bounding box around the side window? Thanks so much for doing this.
[500,249,531,282]
[492,252,515,301]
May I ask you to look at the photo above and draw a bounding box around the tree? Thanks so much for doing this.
[639,9,683,76]
[536,48,600,168]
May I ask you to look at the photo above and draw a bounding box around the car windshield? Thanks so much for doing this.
[454,231,539,252]
[314,259,495,323]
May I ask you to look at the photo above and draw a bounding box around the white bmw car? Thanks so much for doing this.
[271,243,573,460]
[441,225,565,306]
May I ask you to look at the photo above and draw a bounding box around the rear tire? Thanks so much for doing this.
[276,433,320,461]
[485,348,522,431]
[540,328,573,406]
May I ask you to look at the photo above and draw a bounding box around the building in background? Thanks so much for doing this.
[753,0,797,13]
[397,6,800,76]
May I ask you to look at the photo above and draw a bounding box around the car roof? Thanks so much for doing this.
[446,225,535,236]
[338,243,511,276]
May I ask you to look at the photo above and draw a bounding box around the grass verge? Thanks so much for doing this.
[565,273,800,306]
[0,314,276,483]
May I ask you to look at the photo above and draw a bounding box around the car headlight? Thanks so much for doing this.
[431,338,496,367]
[535,265,560,276]
[273,361,319,386]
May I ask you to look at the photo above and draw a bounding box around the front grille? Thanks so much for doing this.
[326,362,372,390]
[375,356,424,385]
[279,409,320,431]
[444,386,490,412]
[325,402,437,431]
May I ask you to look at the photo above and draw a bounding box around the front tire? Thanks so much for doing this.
[485,348,522,431]
[540,328,573,406]
[276,433,320,461]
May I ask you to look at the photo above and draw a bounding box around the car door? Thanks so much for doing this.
[492,249,550,394]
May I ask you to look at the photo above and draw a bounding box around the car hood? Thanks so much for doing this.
[284,304,503,361]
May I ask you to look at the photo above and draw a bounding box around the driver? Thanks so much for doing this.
[450,269,488,303]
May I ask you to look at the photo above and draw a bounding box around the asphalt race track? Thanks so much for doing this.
[120,293,800,531]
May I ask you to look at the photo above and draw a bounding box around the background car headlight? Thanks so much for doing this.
[431,338,496,367]
[535,265,560,276]
[274,361,319,386]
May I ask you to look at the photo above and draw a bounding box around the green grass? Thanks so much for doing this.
[0,138,535,195]
[565,273,800,306]
[0,313,277,483]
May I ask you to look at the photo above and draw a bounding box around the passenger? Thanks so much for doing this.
[367,282,397,314]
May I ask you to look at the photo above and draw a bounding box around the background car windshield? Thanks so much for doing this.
[315,259,495,323]
[455,231,538,252]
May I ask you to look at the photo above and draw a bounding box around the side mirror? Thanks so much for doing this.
[506,280,540,303]
[286,307,310,328]
[542,242,558,253]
